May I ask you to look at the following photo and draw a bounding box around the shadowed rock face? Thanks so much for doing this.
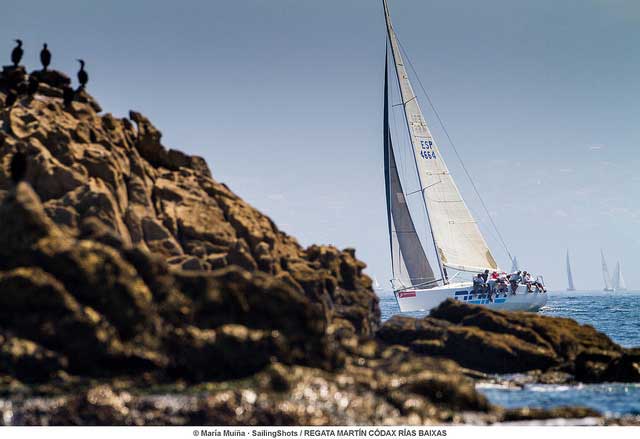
[378,299,640,383]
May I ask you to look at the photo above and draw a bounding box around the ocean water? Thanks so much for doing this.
[378,290,640,416]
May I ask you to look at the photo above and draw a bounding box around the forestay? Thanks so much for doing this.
[383,0,498,274]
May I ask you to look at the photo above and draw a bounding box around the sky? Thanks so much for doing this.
[2,0,639,291]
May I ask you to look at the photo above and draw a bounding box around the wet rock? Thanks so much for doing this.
[0,335,67,382]
[378,299,638,382]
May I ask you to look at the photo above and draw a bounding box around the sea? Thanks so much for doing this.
[379,290,640,417]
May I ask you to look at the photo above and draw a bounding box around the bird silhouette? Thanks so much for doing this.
[4,90,17,108]
[62,86,74,109]
[77,59,88,88]
[11,39,23,67]
[9,151,27,184]
[40,43,51,71]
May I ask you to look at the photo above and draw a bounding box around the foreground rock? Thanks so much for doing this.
[378,299,640,383]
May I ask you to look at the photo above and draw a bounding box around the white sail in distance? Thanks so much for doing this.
[566,250,575,291]
[383,0,498,275]
[613,262,627,291]
[601,249,613,291]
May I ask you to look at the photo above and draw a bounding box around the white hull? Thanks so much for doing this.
[396,282,547,313]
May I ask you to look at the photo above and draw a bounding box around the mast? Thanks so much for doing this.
[383,0,444,282]
[384,49,437,288]
[382,0,498,275]
[566,250,575,291]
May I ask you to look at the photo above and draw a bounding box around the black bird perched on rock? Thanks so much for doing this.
[62,85,74,108]
[11,39,23,67]
[76,59,88,88]
[40,43,51,70]
[9,151,27,184]
[4,90,17,108]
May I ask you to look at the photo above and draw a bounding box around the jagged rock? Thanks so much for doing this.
[0,335,67,382]
[378,299,639,382]
[29,70,71,89]
[1,66,26,89]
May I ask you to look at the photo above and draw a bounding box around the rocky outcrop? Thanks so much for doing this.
[378,299,640,383]
[1,64,380,339]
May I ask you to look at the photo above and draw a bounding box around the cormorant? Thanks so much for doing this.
[62,85,74,108]
[4,90,17,108]
[27,76,39,96]
[40,43,51,71]
[76,59,88,88]
[11,39,23,67]
[9,151,27,183]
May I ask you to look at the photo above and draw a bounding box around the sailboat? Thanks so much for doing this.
[613,261,627,292]
[373,275,383,291]
[566,250,576,291]
[601,250,614,292]
[382,0,547,312]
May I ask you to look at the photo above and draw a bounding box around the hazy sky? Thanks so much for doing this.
[3,0,639,290]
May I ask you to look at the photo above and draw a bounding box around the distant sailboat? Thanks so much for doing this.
[601,249,614,292]
[373,275,383,291]
[511,256,519,273]
[382,0,546,312]
[613,261,627,292]
[566,250,575,291]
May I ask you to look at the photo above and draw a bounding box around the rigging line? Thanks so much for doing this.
[395,36,513,262]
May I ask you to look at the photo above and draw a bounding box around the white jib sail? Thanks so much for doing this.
[601,250,613,291]
[566,250,575,290]
[383,0,498,274]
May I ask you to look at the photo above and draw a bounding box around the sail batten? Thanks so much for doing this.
[383,0,498,276]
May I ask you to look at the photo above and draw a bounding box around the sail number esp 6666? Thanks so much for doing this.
[419,139,436,160]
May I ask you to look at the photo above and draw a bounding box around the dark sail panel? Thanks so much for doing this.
[384,52,436,288]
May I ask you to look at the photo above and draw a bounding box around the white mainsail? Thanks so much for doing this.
[383,0,498,276]
[601,249,613,291]
[613,261,627,291]
[566,250,575,291]
[384,52,437,288]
